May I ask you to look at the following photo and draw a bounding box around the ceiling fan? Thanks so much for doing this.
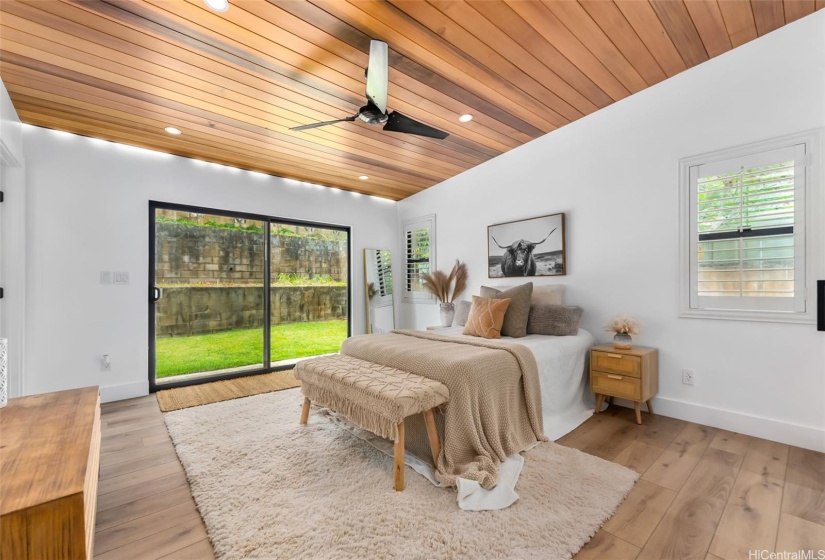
[289,41,449,140]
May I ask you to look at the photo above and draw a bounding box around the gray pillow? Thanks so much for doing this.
[526,304,583,336]
[454,300,473,327]
[480,282,533,338]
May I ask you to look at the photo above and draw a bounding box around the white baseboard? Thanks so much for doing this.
[635,396,825,453]
[100,380,149,403]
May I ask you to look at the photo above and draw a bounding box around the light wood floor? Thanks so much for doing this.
[96,395,825,560]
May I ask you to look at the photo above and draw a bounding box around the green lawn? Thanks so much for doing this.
[156,320,347,378]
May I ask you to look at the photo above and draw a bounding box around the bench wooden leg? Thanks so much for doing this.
[299,397,311,425]
[594,393,604,414]
[394,421,405,491]
[422,408,441,469]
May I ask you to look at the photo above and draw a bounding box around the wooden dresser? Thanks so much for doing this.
[0,387,101,559]
[590,344,658,425]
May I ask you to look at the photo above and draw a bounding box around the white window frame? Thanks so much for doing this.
[679,129,822,324]
[402,214,436,304]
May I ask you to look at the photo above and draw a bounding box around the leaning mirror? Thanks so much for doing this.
[364,249,395,334]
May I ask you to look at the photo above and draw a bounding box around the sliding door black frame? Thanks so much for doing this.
[148,201,352,393]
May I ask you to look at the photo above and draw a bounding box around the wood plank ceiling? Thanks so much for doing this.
[1,1,821,200]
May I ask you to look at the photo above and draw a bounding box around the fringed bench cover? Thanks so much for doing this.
[294,354,449,441]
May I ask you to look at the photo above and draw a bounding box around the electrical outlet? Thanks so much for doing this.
[682,368,695,385]
[101,354,111,371]
[113,271,130,285]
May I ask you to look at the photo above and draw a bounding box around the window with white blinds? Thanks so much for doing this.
[680,131,819,322]
[402,215,435,303]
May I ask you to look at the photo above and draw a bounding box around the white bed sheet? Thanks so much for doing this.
[435,326,596,441]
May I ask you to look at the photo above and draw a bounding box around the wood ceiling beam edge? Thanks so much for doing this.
[751,0,786,35]
[270,0,547,140]
[783,0,815,23]
[312,0,561,133]
[716,0,759,48]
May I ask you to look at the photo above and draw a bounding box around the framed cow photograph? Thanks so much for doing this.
[487,213,566,278]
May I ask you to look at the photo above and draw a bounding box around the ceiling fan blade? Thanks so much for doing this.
[290,116,357,132]
[365,40,388,115]
[383,112,449,140]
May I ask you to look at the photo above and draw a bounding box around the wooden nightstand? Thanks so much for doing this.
[590,344,659,425]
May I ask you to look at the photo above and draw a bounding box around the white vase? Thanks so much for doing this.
[0,338,7,408]
[439,302,455,327]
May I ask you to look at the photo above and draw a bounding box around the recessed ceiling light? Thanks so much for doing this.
[359,175,369,180]
[204,0,229,12]
[458,114,473,123]
[164,126,182,135]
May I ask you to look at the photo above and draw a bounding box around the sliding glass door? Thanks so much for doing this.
[149,203,350,391]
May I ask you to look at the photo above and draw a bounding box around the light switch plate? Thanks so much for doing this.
[100,271,112,285]
[113,271,130,285]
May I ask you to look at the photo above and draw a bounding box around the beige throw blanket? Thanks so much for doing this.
[340,330,547,489]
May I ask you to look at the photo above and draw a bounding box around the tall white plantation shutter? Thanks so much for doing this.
[689,143,807,313]
[403,215,434,303]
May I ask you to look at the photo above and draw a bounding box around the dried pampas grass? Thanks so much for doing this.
[604,316,640,335]
[422,260,468,303]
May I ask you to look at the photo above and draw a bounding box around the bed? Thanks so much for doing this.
[339,327,595,492]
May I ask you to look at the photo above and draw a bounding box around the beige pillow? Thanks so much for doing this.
[526,304,583,336]
[480,283,533,338]
[463,296,511,339]
[531,285,564,305]
[454,300,473,327]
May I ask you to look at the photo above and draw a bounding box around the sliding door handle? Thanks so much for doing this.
[151,287,163,302]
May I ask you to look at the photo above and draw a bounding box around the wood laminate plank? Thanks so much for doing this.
[95,485,196,533]
[782,446,825,526]
[752,0,787,35]
[612,440,666,474]
[716,0,759,47]
[603,480,677,548]
[95,501,202,554]
[94,516,209,560]
[709,430,752,456]
[581,419,643,461]
[574,529,641,560]
[775,513,825,555]
[643,423,718,491]
[100,440,175,467]
[649,0,710,66]
[708,438,789,560]
[97,459,184,497]
[97,471,189,514]
[683,0,733,57]
[614,0,688,77]
[157,539,216,560]
[633,413,687,449]
[579,0,668,85]
[638,448,743,560]
[784,0,816,22]
[99,448,180,480]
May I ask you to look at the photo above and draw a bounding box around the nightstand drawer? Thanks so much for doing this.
[592,351,641,378]
[591,371,642,401]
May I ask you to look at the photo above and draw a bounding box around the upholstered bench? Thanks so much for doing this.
[294,354,449,491]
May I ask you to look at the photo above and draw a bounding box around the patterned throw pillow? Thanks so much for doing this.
[526,304,583,336]
[453,300,473,327]
[480,283,533,338]
[463,296,511,339]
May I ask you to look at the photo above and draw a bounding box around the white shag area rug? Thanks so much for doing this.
[163,388,638,560]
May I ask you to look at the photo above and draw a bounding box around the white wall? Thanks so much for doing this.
[0,79,26,400]
[398,12,825,451]
[23,126,398,402]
